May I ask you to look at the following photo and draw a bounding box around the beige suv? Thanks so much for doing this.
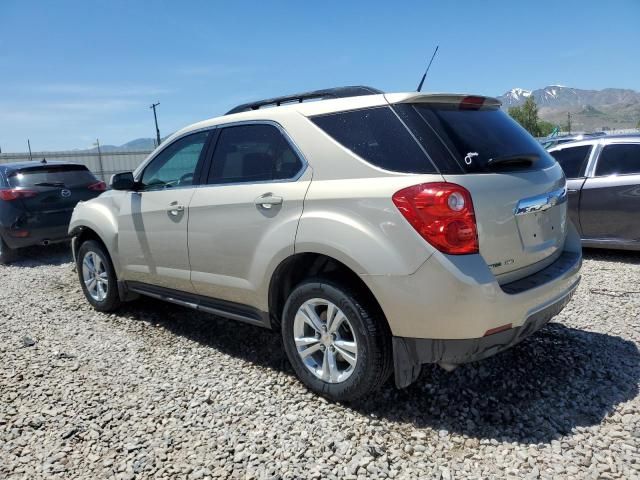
[69,86,582,401]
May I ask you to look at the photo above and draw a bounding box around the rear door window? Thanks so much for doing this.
[207,124,304,184]
[595,144,640,176]
[310,106,437,174]
[7,165,97,188]
[549,145,592,178]
[395,103,556,174]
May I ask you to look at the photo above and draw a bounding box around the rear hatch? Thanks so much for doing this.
[6,164,104,215]
[391,95,567,282]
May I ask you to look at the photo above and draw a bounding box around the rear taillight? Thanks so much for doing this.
[88,181,107,192]
[8,229,30,238]
[392,182,479,255]
[459,96,485,110]
[0,189,38,201]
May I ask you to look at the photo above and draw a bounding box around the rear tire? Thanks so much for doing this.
[77,240,121,312]
[281,278,392,402]
[0,237,16,264]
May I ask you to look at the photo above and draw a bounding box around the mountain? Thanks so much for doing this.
[497,86,640,131]
[83,137,164,153]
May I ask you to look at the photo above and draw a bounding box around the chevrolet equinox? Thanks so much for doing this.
[69,86,582,401]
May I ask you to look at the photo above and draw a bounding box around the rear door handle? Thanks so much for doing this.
[255,193,283,209]
[168,202,185,216]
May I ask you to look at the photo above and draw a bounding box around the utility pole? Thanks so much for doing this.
[27,139,33,161]
[567,112,572,134]
[95,138,105,181]
[150,102,161,147]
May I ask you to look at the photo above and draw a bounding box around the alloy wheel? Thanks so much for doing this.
[82,251,109,302]
[293,298,358,383]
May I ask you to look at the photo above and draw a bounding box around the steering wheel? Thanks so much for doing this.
[178,172,194,186]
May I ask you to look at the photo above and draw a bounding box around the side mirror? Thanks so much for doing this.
[110,172,136,191]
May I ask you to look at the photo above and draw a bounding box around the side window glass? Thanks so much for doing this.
[549,145,591,179]
[140,131,209,190]
[595,144,640,176]
[207,124,303,184]
[311,107,436,174]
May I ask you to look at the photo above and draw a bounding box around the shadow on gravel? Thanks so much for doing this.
[357,323,640,444]
[119,297,639,444]
[582,247,640,264]
[5,243,72,268]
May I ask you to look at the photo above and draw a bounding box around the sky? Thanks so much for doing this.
[1,0,639,152]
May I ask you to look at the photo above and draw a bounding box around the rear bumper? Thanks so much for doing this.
[361,221,582,338]
[0,209,73,249]
[1,225,70,249]
[360,224,582,388]
[391,284,577,387]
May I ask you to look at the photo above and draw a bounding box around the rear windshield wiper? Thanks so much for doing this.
[486,153,539,170]
[33,181,66,187]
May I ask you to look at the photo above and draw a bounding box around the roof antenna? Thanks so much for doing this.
[417,45,439,92]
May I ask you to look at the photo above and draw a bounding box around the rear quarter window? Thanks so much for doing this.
[310,106,437,174]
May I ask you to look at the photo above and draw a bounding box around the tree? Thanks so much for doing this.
[508,96,555,137]
[636,119,640,129]
[538,120,555,137]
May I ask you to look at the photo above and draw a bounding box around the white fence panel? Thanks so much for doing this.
[0,149,153,181]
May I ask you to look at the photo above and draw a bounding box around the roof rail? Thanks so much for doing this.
[225,85,383,115]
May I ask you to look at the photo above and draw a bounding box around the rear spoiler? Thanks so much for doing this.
[384,93,502,109]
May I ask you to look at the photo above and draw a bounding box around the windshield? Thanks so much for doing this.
[8,165,97,188]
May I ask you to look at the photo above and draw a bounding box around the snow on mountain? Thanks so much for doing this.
[497,85,640,131]
[504,88,532,103]
[497,85,640,109]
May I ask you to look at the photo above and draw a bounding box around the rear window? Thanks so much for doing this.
[310,106,437,174]
[8,165,97,188]
[550,145,592,178]
[396,103,556,174]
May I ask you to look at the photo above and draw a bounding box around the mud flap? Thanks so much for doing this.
[392,337,422,389]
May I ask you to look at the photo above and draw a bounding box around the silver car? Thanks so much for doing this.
[69,86,582,401]
[549,135,640,250]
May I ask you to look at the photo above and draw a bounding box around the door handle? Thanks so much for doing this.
[167,203,185,216]
[254,194,283,209]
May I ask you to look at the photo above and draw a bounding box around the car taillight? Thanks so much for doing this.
[459,96,485,110]
[88,181,107,192]
[392,182,479,255]
[0,189,38,201]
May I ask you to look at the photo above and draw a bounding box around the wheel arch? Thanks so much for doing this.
[267,252,390,334]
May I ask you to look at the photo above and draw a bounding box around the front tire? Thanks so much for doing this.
[77,240,121,312]
[282,279,392,402]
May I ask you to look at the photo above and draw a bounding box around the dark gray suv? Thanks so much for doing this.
[549,135,640,250]
[0,161,106,263]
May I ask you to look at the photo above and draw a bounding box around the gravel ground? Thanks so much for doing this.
[1,245,639,479]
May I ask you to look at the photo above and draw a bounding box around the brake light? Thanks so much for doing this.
[459,96,485,110]
[392,182,479,255]
[0,189,38,201]
[88,181,107,192]
[8,229,30,238]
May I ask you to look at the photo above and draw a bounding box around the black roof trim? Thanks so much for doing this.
[225,86,383,115]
